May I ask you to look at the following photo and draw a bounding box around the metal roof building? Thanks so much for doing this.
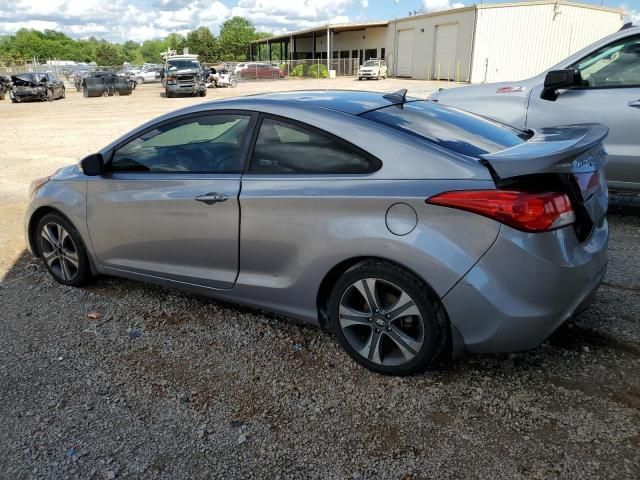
[249,1,624,83]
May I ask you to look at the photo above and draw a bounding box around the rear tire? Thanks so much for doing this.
[36,213,91,287]
[135,77,144,85]
[199,89,206,97]
[328,260,447,376]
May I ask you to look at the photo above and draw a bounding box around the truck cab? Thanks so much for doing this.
[163,52,207,98]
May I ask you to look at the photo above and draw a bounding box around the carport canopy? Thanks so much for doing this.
[248,21,388,69]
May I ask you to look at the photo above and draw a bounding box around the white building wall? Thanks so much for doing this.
[471,3,624,83]
[384,9,475,81]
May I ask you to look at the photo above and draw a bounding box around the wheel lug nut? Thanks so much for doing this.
[368,317,372,322]
[386,314,390,319]
[386,327,391,331]
[375,328,380,333]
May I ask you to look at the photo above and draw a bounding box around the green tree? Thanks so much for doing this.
[164,32,186,52]
[94,41,122,66]
[185,27,217,63]
[218,16,268,61]
[139,39,166,63]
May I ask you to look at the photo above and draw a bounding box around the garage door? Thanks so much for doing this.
[434,23,458,80]
[396,29,414,77]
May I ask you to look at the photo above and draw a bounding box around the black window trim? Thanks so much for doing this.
[243,113,383,175]
[566,33,640,91]
[105,109,259,175]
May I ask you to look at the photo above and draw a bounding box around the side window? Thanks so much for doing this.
[249,117,380,174]
[569,35,640,88]
[110,114,251,173]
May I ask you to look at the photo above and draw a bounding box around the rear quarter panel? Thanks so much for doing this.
[235,177,501,323]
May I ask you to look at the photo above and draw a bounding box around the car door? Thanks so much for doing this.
[238,115,383,309]
[86,111,256,289]
[527,34,640,190]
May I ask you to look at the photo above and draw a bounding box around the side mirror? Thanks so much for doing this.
[80,153,104,176]
[541,69,583,101]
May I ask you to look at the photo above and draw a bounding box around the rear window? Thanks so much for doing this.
[361,101,528,157]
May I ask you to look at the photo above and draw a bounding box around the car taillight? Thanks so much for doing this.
[426,190,575,232]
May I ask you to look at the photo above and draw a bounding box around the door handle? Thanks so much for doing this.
[195,192,228,205]
[629,100,640,108]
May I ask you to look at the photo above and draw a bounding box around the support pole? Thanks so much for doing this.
[326,25,330,71]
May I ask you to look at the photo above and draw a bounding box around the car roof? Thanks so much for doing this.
[199,90,416,116]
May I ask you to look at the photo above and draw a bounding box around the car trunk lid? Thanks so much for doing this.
[479,124,609,239]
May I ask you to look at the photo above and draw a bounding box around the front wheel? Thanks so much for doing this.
[36,213,91,287]
[135,77,144,85]
[61,87,66,99]
[198,89,207,97]
[165,89,173,98]
[329,260,447,375]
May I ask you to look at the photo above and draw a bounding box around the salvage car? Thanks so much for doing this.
[240,63,285,79]
[10,73,65,102]
[358,59,388,80]
[163,54,207,98]
[430,25,640,193]
[0,75,12,100]
[24,90,608,375]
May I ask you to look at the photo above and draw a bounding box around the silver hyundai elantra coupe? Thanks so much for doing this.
[25,90,609,375]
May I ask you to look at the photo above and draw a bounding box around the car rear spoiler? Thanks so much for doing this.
[480,123,609,179]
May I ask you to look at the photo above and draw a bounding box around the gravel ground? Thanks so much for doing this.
[0,80,639,479]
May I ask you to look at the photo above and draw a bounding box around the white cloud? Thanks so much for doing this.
[231,0,353,33]
[0,0,359,41]
[421,0,464,13]
[361,0,369,7]
[0,0,230,41]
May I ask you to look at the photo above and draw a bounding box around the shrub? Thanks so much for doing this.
[291,64,307,77]
[278,63,288,74]
[306,64,329,78]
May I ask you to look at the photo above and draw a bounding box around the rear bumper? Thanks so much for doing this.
[442,221,608,353]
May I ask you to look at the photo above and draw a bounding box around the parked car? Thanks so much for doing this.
[240,63,285,79]
[133,66,163,85]
[358,59,388,80]
[10,73,65,102]
[0,75,12,100]
[25,90,608,375]
[430,26,640,193]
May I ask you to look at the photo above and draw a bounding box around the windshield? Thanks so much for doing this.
[363,61,379,67]
[362,101,528,158]
[167,60,200,70]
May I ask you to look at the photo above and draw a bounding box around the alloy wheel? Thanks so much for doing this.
[338,278,425,366]
[39,222,79,281]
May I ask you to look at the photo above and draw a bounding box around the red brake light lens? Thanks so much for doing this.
[426,190,575,232]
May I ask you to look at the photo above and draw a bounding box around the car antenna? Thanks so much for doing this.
[383,88,408,104]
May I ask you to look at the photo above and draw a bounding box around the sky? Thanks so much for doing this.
[1,0,638,43]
